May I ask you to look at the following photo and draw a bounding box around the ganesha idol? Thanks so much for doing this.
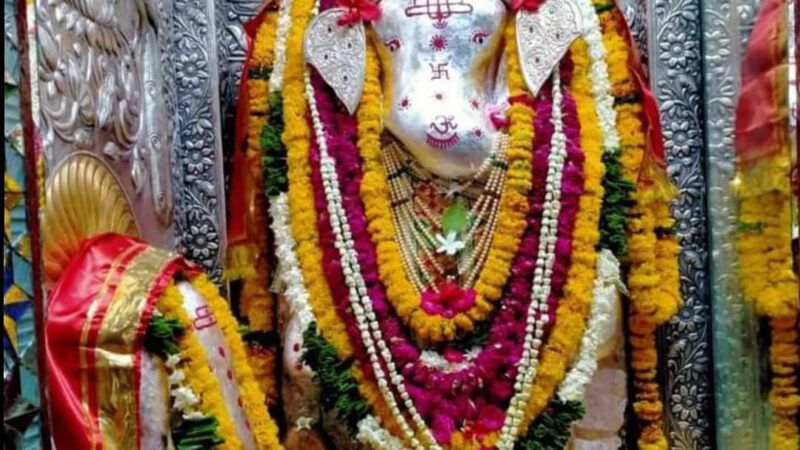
[232,0,681,448]
[41,154,282,450]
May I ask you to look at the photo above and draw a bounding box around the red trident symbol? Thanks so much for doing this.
[405,0,473,29]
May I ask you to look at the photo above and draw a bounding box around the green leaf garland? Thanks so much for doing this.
[301,324,372,435]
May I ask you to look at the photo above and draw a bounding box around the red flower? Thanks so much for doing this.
[421,282,476,318]
[337,0,381,25]
[509,0,546,12]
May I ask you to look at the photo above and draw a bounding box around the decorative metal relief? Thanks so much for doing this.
[702,0,769,448]
[34,0,227,279]
[167,0,227,280]
[304,8,366,115]
[35,0,174,239]
[217,0,262,120]
[515,0,582,96]
[647,0,715,448]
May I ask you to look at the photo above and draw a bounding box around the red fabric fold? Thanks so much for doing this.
[734,0,789,166]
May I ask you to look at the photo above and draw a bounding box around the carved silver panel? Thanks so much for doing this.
[34,0,227,279]
[215,0,262,190]
[702,1,770,448]
[647,0,715,448]
[35,0,176,246]
[216,0,262,121]
[167,0,227,280]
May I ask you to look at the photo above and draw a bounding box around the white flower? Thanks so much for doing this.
[171,387,199,411]
[167,369,186,386]
[164,353,182,369]
[435,231,466,255]
[295,416,315,430]
[182,410,206,421]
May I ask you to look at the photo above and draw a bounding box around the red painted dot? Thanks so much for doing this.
[246,420,251,430]
[294,363,303,371]
[293,343,300,352]
[218,347,226,358]
[238,397,244,407]
[227,369,233,380]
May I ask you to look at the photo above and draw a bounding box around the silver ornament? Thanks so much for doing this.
[516,0,583,96]
[304,8,367,115]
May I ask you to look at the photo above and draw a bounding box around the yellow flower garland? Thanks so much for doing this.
[515,34,604,437]
[595,8,680,449]
[283,0,354,359]
[357,33,535,344]
[190,275,283,449]
[158,281,286,449]
[158,282,242,449]
[735,155,799,450]
[235,5,282,405]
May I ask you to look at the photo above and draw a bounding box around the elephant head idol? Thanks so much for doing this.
[234,0,680,448]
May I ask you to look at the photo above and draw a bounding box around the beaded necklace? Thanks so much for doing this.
[384,134,510,293]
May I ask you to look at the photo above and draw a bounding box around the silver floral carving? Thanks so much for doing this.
[516,0,582,96]
[647,0,715,448]
[304,8,366,115]
[215,0,262,190]
[35,0,174,228]
[702,0,769,448]
[216,0,262,120]
[34,0,227,279]
[167,0,227,280]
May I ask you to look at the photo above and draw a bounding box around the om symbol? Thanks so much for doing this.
[426,115,460,149]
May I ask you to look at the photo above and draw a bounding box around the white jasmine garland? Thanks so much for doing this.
[356,415,407,450]
[268,0,294,92]
[497,64,569,450]
[304,63,436,450]
[557,249,621,402]
[578,0,621,152]
[268,193,315,330]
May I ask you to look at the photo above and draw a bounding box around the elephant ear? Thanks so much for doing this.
[304,8,366,115]
[516,0,583,96]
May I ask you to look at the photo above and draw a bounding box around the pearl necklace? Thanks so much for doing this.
[497,66,567,449]
[383,134,510,293]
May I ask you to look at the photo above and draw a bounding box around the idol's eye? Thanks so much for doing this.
[385,37,401,52]
[472,30,490,45]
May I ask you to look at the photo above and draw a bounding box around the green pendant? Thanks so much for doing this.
[441,200,469,234]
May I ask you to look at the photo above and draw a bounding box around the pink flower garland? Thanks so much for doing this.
[307,60,586,443]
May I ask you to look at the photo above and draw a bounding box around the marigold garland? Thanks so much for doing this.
[354,33,535,344]
[593,6,680,449]
[157,282,245,450]
[144,313,226,448]
[238,4,283,406]
[190,275,283,449]
[735,155,799,450]
[516,35,604,437]
[282,0,354,359]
